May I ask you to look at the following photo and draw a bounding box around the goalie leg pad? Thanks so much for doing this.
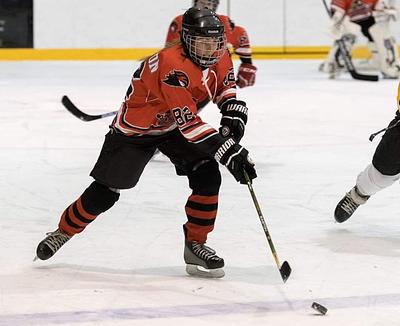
[366,41,380,69]
[369,23,400,77]
[320,42,341,75]
[320,33,356,78]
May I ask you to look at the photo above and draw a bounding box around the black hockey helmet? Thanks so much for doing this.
[193,0,220,12]
[181,7,226,67]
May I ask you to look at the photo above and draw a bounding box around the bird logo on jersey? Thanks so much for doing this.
[223,67,235,86]
[156,111,174,126]
[163,70,190,88]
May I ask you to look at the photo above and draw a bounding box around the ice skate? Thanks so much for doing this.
[319,61,343,79]
[184,240,225,278]
[381,65,400,79]
[318,61,326,72]
[327,62,342,79]
[35,229,71,261]
[334,186,369,223]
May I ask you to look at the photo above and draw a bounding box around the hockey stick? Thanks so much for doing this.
[243,171,292,283]
[321,0,379,81]
[336,39,379,81]
[369,117,400,141]
[61,95,118,122]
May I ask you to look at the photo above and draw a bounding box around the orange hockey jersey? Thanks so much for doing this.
[112,44,237,153]
[165,14,252,60]
[332,0,379,21]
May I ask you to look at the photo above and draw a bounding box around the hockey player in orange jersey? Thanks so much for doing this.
[166,0,257,89]
[35,8,257,278]
[321,0,400,79]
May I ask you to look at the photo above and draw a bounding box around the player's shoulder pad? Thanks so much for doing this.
[217,14,230,24]
[172,14,183,25]
[168,15,183,32]
[228,17,236,29]
[219,49,234,65]
[233,24,247,34]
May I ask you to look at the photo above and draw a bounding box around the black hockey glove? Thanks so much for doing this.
[219,99,248,143]
[215,138,257,184]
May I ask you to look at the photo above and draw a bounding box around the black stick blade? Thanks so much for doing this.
[280,261,292,282]
[61,95,117,122]
[349,70,379,82]
[61,95,97,121]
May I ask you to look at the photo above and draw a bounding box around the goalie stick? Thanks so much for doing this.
[321,0,379,81]
[243,171,292,283]
[336,39,379,81]
[61,95,118,122]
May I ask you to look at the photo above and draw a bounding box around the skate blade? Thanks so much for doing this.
[186,264,225,278]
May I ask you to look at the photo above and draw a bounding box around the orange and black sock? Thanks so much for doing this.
[59,181,120,236]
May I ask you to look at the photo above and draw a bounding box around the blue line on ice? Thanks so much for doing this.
[1,293,400,325]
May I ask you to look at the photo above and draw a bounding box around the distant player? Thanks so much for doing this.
[166,0,257,90]
[35,8,256,278]
[321,0,400,79]
[334,82,400,222]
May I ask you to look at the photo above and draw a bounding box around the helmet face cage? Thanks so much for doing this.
[193,0,219,12]
[182,29,226,67]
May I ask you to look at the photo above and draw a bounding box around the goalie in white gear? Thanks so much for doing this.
[321,0,400,79]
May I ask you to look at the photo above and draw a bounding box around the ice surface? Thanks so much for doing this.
[1,60,400,325]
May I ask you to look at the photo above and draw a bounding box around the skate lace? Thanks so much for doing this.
[44,230,70,253]
[192,242,220,262]
[341,194,359,215]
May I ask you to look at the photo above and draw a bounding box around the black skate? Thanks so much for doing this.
[184,240,225,278]
[334,186,369,223]
[35,229,71,261]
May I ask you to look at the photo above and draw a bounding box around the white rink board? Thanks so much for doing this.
[33,0,400,48]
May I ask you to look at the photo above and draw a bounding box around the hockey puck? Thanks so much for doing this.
[311,302,328,315]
